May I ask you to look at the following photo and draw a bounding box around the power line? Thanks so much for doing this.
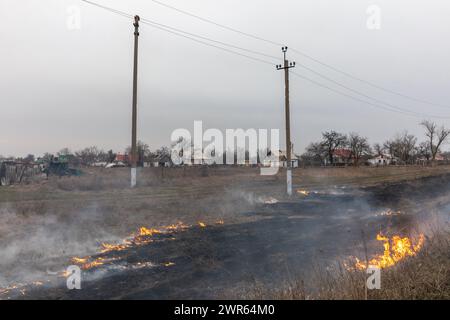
[291,72,450,119]
[294,62,449,119]
[149,0,450,110]
[139,17,279,61]
[80,0,133,19]
[139,20,276,66]
[144,18,449,118]
[289,48,450,110]
[79,0,449,119]
[80,0,278,64]
[149,0,284,47]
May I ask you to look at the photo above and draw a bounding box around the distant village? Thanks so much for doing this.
[1,121,449,186]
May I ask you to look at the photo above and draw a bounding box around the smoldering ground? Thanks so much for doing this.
[0,168,449,299]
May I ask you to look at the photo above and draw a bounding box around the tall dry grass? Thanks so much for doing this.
[241,230,449,300]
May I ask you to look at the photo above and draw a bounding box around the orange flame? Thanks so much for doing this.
[164,262,175,267]
[71,257,88,264]
[198,222,207,228]
[65,222,194,274]
[138,227,162,237]
[355,233,425,270]
[165,222,190,231]
[80,257,105,270]
[297,189,310,196]
[100,242,129,253]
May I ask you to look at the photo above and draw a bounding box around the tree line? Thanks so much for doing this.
[302,120,450,166]
[1,120,449,167]
[0,142,171,167]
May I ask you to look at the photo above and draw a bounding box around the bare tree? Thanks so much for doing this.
[373,143,384,156]
[420,120,450,162]
[383,132,417,164]
[383,139,396,159]
[348,133,371,166]
[303,142,327,165]
[396,132,417,164]
[417,141,431,162]
[126,141,151,166]
[41,153,54,163]
[321,131,347,165]
[75,146,102,166]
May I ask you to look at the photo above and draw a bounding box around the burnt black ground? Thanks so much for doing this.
[12,174,450,299]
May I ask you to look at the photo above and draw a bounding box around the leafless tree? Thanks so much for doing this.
[392,132,418,164]
[126,141,151,166]
[420,120,450,162]
[321,131,347,165]
[155,146,170,157]
[383,140,396,159]
[303,142,327,165]
[417,141,431,162]
[75,146,103,166]
[373,143,384,156]
[348,133,371,166]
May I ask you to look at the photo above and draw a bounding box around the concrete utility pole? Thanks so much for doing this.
[276,47,295,196]
[131,15,140,188]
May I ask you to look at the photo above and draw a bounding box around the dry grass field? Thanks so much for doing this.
[0,165,449,299]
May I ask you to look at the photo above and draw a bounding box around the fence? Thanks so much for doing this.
[0,161,44,186]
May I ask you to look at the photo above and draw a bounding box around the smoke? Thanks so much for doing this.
[0,204,121,287]
[0,168,448,298]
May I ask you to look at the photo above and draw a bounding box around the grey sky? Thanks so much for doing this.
[1,0,449,157]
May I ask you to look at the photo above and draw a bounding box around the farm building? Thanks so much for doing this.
[367,154,398,166]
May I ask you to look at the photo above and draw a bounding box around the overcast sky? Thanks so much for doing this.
[1,0,449,157]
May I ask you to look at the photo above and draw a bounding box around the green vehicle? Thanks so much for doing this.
[44,155,81,177]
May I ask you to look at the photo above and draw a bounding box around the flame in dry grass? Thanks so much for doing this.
[60,270,71,278]
[355,233,425,270]
[165,222,190,231]
[138,227,162,237]
[68,221,210,272]
[71,257,88,264]
[297,189,310,196]
[100,242,130,254]
[0,281,46,297]
[163,262,175,267]
[51,220,220,282]
[0,284,21,296]
[80,257,105,270]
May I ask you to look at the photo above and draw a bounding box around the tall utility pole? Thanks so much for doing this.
[131,15,140,188]
[276,47,295,196]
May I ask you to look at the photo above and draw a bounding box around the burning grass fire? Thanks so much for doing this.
[355,233,425,270]
[67,221,215,274]
[139,227,163,237]
[297,189,310,196]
